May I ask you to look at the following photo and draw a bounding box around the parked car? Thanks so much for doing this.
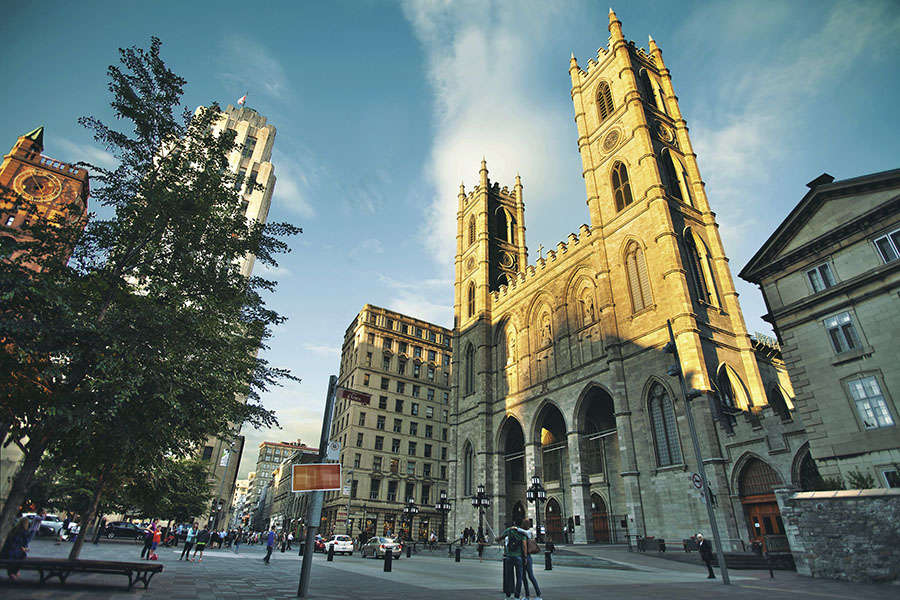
[23,513,64,537]
[325,534,353,555]
[105,521,144,540]
[360,536,402,559]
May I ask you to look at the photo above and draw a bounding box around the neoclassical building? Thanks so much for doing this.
[448,11,808,551]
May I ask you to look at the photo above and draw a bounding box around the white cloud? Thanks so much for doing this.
[218,36,290,101]
[55,138,118,171]
[303,343,341,356]
[349,238,385,261]
[258,262,292,278]
[378,273,453,327]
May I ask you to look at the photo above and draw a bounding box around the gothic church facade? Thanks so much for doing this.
[449,10,808,550]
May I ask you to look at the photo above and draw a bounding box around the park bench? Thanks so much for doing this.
[0,557,163,590]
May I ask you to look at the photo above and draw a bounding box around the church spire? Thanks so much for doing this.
[22,126,44,151]
[608,7,624,42]
[480,157,489,187]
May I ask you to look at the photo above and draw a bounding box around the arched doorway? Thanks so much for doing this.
[511,501,526,526]
[499,417,526,529]
[545,498,562,542]
[738,458,785,551]
[535,403,568,487]
[591,494,610,542]
[578,386,617,478]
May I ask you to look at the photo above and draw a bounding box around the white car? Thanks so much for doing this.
[23,513,63,537]
[324,534,353,555]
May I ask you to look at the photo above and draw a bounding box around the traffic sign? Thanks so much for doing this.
[326,440,341,460]
[292,463,342,492]
[690,472,703,490]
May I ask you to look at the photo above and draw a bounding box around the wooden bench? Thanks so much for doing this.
[0,558,163,590]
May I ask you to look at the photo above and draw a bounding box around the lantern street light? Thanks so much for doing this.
[526,475,547,542]
[471,483,491,541]
[435,490,451,542]
[402,497,419,544]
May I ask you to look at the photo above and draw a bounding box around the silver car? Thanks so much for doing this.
[360,536,402,559]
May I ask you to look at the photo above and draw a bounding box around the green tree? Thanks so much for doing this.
[0,37,299,555]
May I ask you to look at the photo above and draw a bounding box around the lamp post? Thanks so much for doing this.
[526,475,547,542]
[435,490,451,542]
[471,483,491,541]
[402,497,419,544]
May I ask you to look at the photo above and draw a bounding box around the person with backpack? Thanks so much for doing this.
[497,519,526,600]
[192,526,210,562]
[517,518,542,600]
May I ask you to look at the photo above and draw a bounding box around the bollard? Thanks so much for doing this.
[406,544,412,558]
[384,549,393,572]
[455,547,461,562]
[327,544,334,562]
[544,551,552,571]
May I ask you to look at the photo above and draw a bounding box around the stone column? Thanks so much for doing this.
[524,441,541,525]
[567,431,593,543]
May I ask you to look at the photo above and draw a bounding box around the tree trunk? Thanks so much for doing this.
[0,437,47,547]
[69,470,108,560]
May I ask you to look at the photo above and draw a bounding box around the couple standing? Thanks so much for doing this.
[498,517,542,600]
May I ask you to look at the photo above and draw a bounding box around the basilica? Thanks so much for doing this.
[448,10,809,551]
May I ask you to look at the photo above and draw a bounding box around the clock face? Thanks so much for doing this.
[14,169,63,203]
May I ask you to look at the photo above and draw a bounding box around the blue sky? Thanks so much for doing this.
[3,1,899,477]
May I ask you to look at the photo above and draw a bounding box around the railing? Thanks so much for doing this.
[39,155,83,176]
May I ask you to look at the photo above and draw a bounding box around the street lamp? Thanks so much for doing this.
[471,483,491,541]
[434,490,451,542]
[402,497,419,544]
[526,475,546,542]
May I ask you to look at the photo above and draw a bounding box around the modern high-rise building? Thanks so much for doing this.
[322,305,454,542]
[198,103,278,528]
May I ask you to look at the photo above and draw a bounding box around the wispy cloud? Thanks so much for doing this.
[272,148,316,219]
[303,343,341,356]
[349,238,385,261]
[218,36,290,101]
[55,137,118,171]
[378,273,452,327]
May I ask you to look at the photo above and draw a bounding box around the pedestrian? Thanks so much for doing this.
[263,527,276,564]
[477,534,486,562]
[1,517,31,581]
[697,533,715,579]
[180,523,197,560]
[280,531,287,553]
[26,509,45,544]
[140,522,156,559]
[497,519,526,600]
[517,518,542,600]
[149,527,161,560]
[57,514,70,544]
[287,531,294,550]
[193,526,210,562]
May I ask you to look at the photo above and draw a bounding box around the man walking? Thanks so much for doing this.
[263,527,276,564]
[193,526,210,562]
[180,523,197,560]
[697,533,715,579]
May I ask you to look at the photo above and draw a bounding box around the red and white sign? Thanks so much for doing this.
[291,463,342,492]
[690,472,703,490]
[341,389,371,405]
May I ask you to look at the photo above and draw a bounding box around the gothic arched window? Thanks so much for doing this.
[611,162,634,212]
[463,442,474,496]
[625,241,652,313]
[768,386,792,421]
[467,282,476,318]
[597,81,614,122]
[639,69,655,107]
[716,364,750,411]
[465,344,475,395]
[648,382,682,467]
[683,229,719,307]
[468,215,476,246]
[661,152,682,201]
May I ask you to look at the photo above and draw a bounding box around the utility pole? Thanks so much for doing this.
[664,320,730,585]
[298,376,338,597]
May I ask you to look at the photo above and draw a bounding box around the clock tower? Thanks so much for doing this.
[0,126,89,240]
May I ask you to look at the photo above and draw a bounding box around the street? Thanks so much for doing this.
[0,539,888,599]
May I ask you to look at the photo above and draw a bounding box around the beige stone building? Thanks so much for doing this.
[449,10,807,552]
[322,305,453,541]
[741,169,900,489]
[199,103,278,527]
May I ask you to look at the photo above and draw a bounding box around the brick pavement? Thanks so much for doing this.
[0,539,892,599]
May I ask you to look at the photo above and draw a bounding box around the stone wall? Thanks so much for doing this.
[775,486,900,583]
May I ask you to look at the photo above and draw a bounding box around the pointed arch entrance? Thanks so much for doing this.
[590,494,610,542]
[737,457,785,551]
[499,417,526,528]
[545,498,562,541]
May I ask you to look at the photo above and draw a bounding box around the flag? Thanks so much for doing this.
[237,94,247,106]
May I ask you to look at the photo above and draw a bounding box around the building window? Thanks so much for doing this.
[413,346,422,358]
[441,447,447,460]
[425,425,433,439]
[426,406,434,419]
[421,484,430,505]
[429,330,437,342]
[366,352,372,366]
[413,364,421,378]
[467,282,476,318]
[625,241,652,313]
[390,458,399,475]
[874,228,900,262]
[410,422,418,436]
[382,355,391,370]
[440,465,447,480]
[648,382,682,467]
[412,386,421,399]
[356,433,364,447]
[442,428,448,441]
[387,480,398,501]
[407,461,416,475]
[611,161,633,212]
[398,360,407,375]
[423,463,432,478]
[242,136,257,158]
[351,480,359,498]
[395,399,404,412]
[381,377,390,390]
[369,479,380,500]
[379,396,388,409]
[354,454,361,468]
[807,263,836,293]
[716,364,750,411]
[386,318,394,330]
[442,392,449,404]
[393,418,403,433]
[415,327,423,338]
[427,366,435,381]
[848,376,894,429]
[442,354,450,367]
[358,413,366,427]
[397,381,405,394]
[825,312,861,354]
[202,446,214,460]
[597,81,614,122]
[374,436,384,450]
[465,344,475,395]
[468,215,476,246]
[427,388,435,402]
[405,482,415,502]
[408,441,417,456]
[684,229,719,307]
[401,323,409,334]
[376,415,385,430]
[428,350,436,362]
[383,337,393,350]
[392,438,401,453]
[373,456,382,471]
[882,469,900,487]
[411,402,420,415]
